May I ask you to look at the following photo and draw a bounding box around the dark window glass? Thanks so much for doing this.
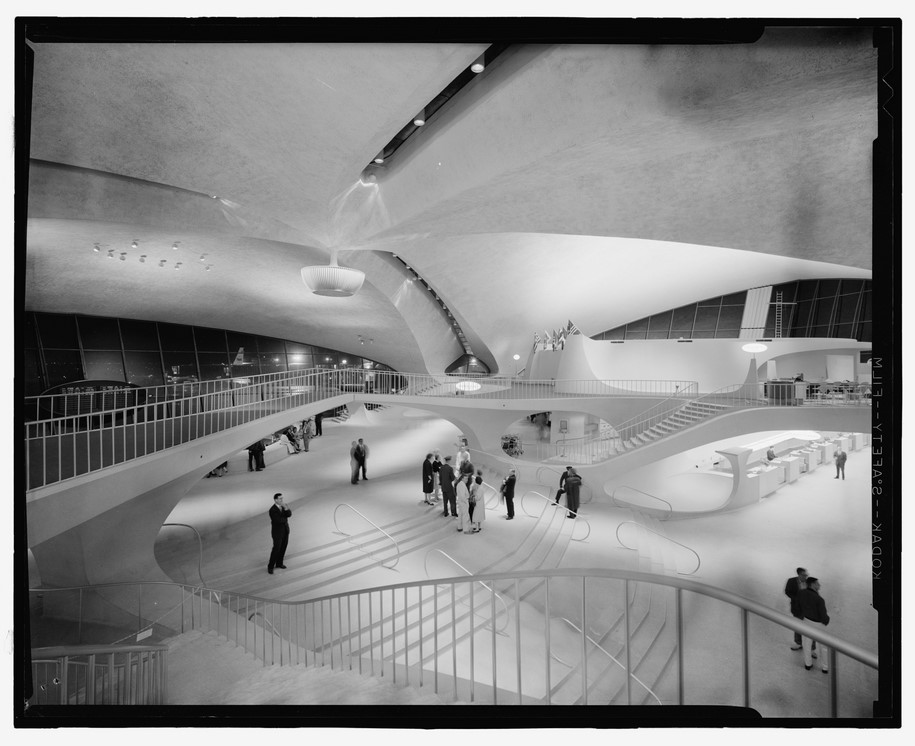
[693,306,719,331]
[162,350,199,383]
[858,321,871,342]
[714,327,740,339]
[813,296,836,328]
[796,280,818,302]
[771,282,798,305]
[835,291,860,324]
[671,306,695,331]
[648,311,672,335]
[43,349,84,387]
[860,290,872,322]
[720,291,747,305]
[624,329,647,340]
[717,305,743,331]
[124,351,164,387]
[646,331,670,339]
[315,352,338,368]
[691,330,716,339]
[83,350,126,381]
[120,319,160,350]
[198,352,231,380]
[257,353,286,375]
[817,279,839,298]
[839,279,864,296]
[763,305,778,337]
[626,317,649,333]
[257,336,286,353]
[193,326,227,352]
[603,327,625,340]
[77,316,122,349]
[808,325,830,338]
[834,323,854,339]
[697,296,722,307]
[793,300,813,332]
[287,352,314,370]
[36,313,79,349]
[285,341,310,354]
[24,348,45,395]
[226,332,259,355]
[158,323,195,351]
[23,313,40,348]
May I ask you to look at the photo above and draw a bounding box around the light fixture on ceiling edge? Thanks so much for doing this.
[301,250,365,297]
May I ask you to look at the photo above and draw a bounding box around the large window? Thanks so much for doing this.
[594,291,747,341]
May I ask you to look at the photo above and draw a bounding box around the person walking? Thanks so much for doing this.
[422,452,435,505]
[349,441,359,484]
[797,577,830,672]
[555,466,572,504]
[501,468,517,520]
[439,456,457,517]
[564,467,582,518]
[834,447,847,479]
[314,412,323,436]
[431,450,443,501]
[248,439,266,471]
[470,469,486,532]
[354,438,369,481]
[267,493,292,574]
[784,567,815,654]
[456,473,473,533]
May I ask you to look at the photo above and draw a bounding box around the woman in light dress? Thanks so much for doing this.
[469,469,486,533]
[455,473,474,533]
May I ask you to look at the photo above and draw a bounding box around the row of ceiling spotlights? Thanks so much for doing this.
[92,242,211,270]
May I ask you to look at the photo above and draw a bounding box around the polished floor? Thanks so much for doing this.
[155,404,877,715]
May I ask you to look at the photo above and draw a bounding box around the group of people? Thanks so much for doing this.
[248,414,327,473]
[421,448,491,532]
[784,567,831,673]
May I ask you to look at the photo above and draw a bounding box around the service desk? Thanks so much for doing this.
[838,436,851,452]
[792,449,818,473]
[748,465,780,498]
[773,456,801,483]
[816,441,835,463]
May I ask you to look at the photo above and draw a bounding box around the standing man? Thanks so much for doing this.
[267,493,292,574]
[422,453,435,505]
[555,466,572,504]
[784,567,815,655]
[314,412,323,436]
[564,467,582,518]
[834,447,847,480]
[354,438,369,481]
[797,577,830,673]
[502,468,517,520]
[439,455,457,518]
[431,450,443,501]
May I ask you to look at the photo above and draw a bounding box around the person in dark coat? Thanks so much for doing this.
[422,453,435,505]
[785,567,815,652]
[439,456,457,517]
[354,438,369,481]
[248,440,266,471]
[797,577,830,672]
[564,467,582,518]
[555,466,572,503]
[501,468,517,519]
[834,448,847,479]
[267,493,292,574]
[314,412,323,436]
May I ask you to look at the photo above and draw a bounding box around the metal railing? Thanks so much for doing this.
[28,571,877,714]
[616,521,701,576]
[333,504,401,569]
[161,523,208,586]
[30,644,168,705]
[424,549,511,634]
[520,490,591,542]
[610,487,674,520]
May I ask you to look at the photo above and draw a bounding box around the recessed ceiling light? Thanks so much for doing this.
[119,252,127,261]
[131,240,138,249]
[92,243,101,253]
[374,156,384,164]
[139,255,147,263]
[413,115,425,126]
[172,242,179,250]
[159,259,167,267]
[471,62,484,73]
[107,250,115,259]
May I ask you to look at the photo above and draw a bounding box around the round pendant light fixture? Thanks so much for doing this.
[301,250,365,297]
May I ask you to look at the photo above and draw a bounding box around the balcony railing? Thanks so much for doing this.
[28,571,877,714]
[333,504,401,570]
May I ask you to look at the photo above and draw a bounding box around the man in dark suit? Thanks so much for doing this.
[439,456,457,517]
[267,493,292,574]
[555,466,572,503]
[797,577,830,673]
[502,468,517,519]
[834,448,847,479]
[784,567,815,654]
[422,453,435,505]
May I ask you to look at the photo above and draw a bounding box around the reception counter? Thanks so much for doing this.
[747,464,781,498]
[772,455,801,483]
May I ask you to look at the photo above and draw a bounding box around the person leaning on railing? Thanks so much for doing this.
[564,468,582,519]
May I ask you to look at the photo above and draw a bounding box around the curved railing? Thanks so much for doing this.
[161,522,208,586]
[609,487,673,520]
[557,616,662,705]
[28,570,877,714]
[520,490,591,542]
[424,549,511,634]
[332,504,400,569]
[616,521,701,576]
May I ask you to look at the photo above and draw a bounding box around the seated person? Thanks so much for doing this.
[766,446,777,461]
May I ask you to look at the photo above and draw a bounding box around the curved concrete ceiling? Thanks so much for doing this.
[24,27,876,374]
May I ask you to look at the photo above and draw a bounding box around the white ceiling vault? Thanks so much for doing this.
[23,23,876,375]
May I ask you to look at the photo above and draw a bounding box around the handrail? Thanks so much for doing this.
[609,487,673,520]
[423,549,510,634]
[32,643,169,657]
[616,521,701,576]
[162,522,208,586]
[520,490,591,542]
[332,504,400,569]
[248,611,280,636]
[557,617,662,705]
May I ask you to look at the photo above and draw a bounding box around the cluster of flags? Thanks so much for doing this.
[533,321,580,350]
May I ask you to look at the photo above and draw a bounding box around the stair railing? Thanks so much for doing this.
[557,616,662,705]
[616,521,701,575]
[333,504,400,569]
[423,549,511,634]
[520,490,591,542]
[609,488,673,521]
[161,522,208,586]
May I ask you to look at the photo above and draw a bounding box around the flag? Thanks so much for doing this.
[558,328,567,348]
[567,320,580,335]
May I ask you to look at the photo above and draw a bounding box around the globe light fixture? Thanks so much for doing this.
[301,250,365,297]
[455,380,482,392]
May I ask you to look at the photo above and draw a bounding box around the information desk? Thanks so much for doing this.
[791,449,819,473]
[747,465,780,498]
[772,456,801,483]
[816,441,836,463]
